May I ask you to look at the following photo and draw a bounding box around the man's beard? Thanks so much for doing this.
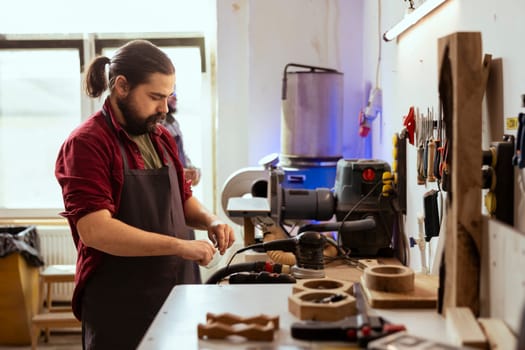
[117,95,165,135]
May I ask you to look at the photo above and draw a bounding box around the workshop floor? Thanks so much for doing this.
[0,332,81,350]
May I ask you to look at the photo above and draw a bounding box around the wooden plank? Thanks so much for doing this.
[438,31,491,316]
[478,318,517,350]
[446,307,487,348]
[485,58,504,142]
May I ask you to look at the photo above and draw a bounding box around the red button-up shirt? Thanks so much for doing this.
[55,98,192,319]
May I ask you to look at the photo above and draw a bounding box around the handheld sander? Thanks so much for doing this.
[205,231,327,284]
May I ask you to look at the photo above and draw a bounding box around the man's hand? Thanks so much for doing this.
[179,239,217,266]
[184,167,201,186]
[207,220,235,255]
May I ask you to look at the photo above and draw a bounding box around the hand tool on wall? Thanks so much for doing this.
[512,109,525,168]
[416,108,426,185]
[482,135,515,225]
[392,131,407,214]
[290,283,406,347]
[415,107,437,185]
[427,108,437,182]
[423,189,440,241]
[433,105,445,181]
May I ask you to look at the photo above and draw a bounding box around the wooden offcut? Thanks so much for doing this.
[362,265,415,293]
[197,313,279,341]
[360,273,438,309]
[446,307,487,348]
[478,317,517,350]
[437,31,491,316]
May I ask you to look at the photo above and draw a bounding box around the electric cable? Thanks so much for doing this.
[336,180,382,250]
[205,261,290,284]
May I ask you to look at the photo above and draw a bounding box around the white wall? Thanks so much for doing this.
[357,0,525,273]
[216,0,365,225]
[357,0,525,332]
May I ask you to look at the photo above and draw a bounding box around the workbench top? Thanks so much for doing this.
[137,284,450,349]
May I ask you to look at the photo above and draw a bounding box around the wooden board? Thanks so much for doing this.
[438,31,491,316]
[478,317,517,350]
[360,274,438,309]
[446,307,487,348]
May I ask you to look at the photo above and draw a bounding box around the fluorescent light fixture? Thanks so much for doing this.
[383,0,447,42]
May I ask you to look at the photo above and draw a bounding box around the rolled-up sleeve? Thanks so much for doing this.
[55,120,121,228]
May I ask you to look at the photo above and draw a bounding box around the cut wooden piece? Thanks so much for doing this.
[288,291,357,321]
[438,31,492,316]
[363,265,415,293]
[478,318,517,350]
[360,274,438,309]
[197,313,279,341]
[446,307,487,348]
[197,321,276,341]
[205,313,279,329]
[292,278,353,295]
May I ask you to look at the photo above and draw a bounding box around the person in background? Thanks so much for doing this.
[162,92,201,186]
[55,39,235,350]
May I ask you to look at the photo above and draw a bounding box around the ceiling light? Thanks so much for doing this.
[383,0,447,42]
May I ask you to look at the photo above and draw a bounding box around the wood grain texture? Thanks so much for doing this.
[478,318,517,350]
[438,31,491,316]
[360,274,438,309]
[445,307,487,348]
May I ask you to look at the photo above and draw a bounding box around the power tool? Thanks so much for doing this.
[268,158,405,259]
[204,231,327,283]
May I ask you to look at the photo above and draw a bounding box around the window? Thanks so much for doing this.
[0,48,81,215]
[0,35,210,218]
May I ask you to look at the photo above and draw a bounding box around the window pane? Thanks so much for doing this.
[0,49,81,209]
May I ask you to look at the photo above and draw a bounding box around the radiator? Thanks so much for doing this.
[38,225,77,302]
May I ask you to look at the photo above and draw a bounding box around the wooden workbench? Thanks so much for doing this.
[137,283,449,349]
[138,258,447,349]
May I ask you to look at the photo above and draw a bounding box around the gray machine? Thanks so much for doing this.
[268,158,401,258]
[222,63,407,261]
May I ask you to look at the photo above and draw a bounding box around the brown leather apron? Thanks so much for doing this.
[81,111,201,349]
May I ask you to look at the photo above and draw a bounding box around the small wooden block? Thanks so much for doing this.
[197,313,279,342]
[360,274,438,309]
[446,307,487,348]
[288,291,357,321]
[363,265,415,293]
[292,278,353,295]
[478,318,517,350]
[206,313,279,329]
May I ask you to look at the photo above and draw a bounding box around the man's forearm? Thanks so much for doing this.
[183,196,221,230]
[77,209,184,257]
